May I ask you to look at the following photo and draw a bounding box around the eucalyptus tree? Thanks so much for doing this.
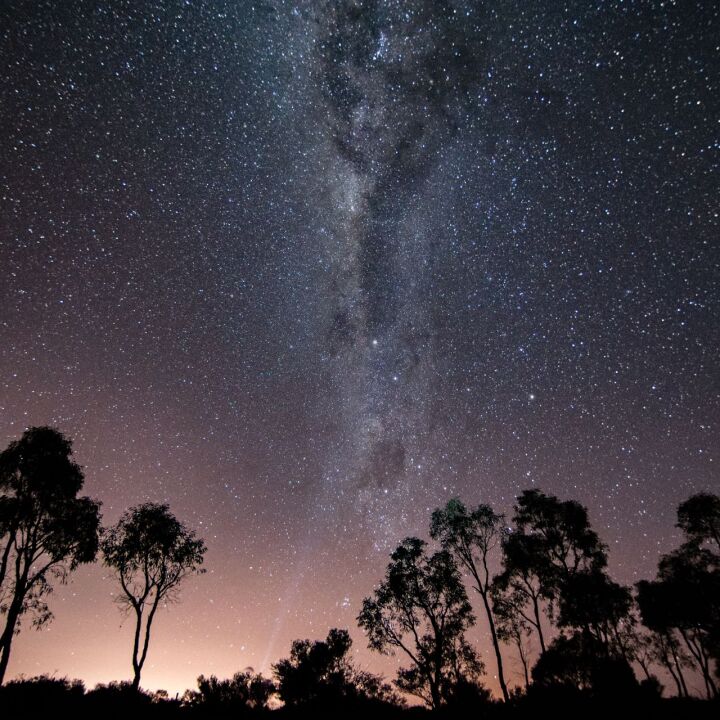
[0,427,100,684]
[637,492,720,699]
[494,489,611,659]
[637,542,719,698]
[358,537,482,709]
[431,498,510,700]
[677,492,720,552]
[102,502,206,691]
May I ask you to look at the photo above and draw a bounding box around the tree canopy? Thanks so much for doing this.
[101,502,206,690]
[431,497,510,700]
[358,537,483,709]
[272,627,399,710]
[0,427,101,683]
[677,493,720,551]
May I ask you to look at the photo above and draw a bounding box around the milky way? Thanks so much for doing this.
[0,0,718,694]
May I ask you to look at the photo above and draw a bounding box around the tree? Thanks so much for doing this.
[272,628,400,709]
[273,628,350,707]
[637,492,720,698]
[646,628,692,697]
[430,498,510,700]
[0,427,101,684]
[512,489,608,582]
[637,544,719,698]
[531,632,638,698]
[677,492,720,552]
[357,537,483,709]
[494,489,611,663]
[557,569,633,652]
[492,587,533,688]
[493,531,552,654]
[101,502,206,691]
[184,669,275,713]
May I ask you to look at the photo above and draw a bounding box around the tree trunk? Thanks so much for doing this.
[130,593,161,692]
[131,607,144,690]
[516,635,530,688]
[679,629,717,699]
[662,656,683,698]
[532,595,546,653]
[0,634,13,686]
[665,637,689,698]
[0,630,14,686]
[478,589,510,701]
[0,592,24,685]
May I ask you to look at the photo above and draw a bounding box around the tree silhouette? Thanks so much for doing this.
[646,628,692,697]
[493,531,552,654]
[637,492,720,699]
[677,493,720,552]
[513,489,608,582]
[531,631,638,698]
[430,498,510,701]
[358,537,483,709]
[272,627,400,709]
[101,502,206,691]
[0,427,101,684]
[273,628,351,707]
[637,543,719,698]
[494,489,611,662]
[557,569,632,653]
[185,669,275,713]
[491,587,533,688]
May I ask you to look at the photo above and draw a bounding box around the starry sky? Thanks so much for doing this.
[0,0,718,696]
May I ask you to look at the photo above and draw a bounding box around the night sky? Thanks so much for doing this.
[1,0,718,695]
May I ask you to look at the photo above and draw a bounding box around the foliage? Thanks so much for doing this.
[531,632,639,696]
[557,569,632,642]
[430,498,510,700]
[512,489,608,581]
[637,543,719,697]
[492,587,534,687]
[637,492,720,698]
[102,502,206,690]
[184,669,275,713]
[494,489,623,665]
[272,627,400,709]
[677,493,720,551]
[358,537,483,709]
[0,427,101,683]
[493,531,553,654]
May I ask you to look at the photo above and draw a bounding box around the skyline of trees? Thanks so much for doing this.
[0,425,718,710]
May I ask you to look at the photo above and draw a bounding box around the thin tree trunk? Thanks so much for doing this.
[431,661,442,710]
[662,655,683,698]
[516,635,530,688]
[0,588,25,685]
[131,606,144,690]
[478,588,510,701]
[532,595,546,653]
[636,655,653,682]
[668,640,689,698]
[0,543,32,686]
[0,533,16,591]
[679,629,717,699]
[0,629,15,685]
[136,598,160,681]
[0,631,14,685]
